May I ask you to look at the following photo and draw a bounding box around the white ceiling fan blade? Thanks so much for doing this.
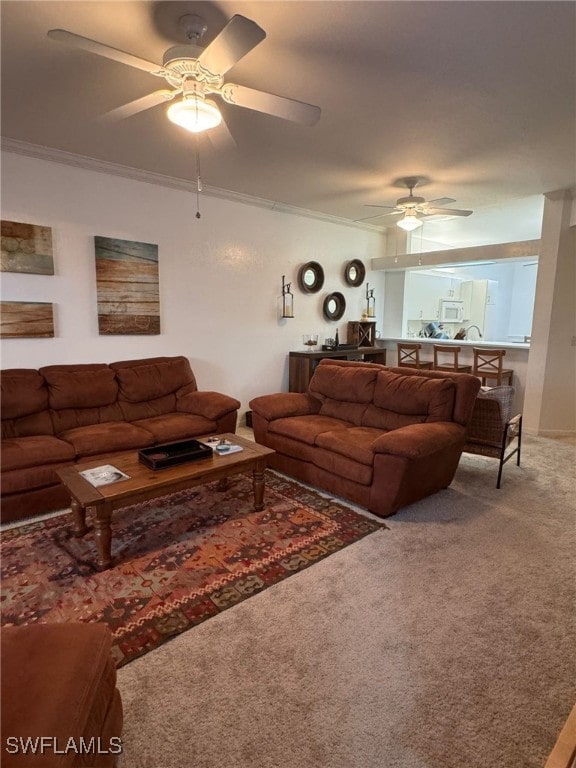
[424,207,473,217]
[221,84,320,126]
[197,15,266,76]
[354,212,400,223]
[98,90,177,123]
[364,205,399,211]
[426,197,456,207]
[205,117,237,150]
[47,29,167,77]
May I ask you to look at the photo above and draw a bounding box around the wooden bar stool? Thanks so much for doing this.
[397,342,433,369]
[433,344,472,373]
[472,347,513,386]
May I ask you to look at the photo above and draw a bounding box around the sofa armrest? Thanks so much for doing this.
[372,422,465,460]
[177,391,240,421]
[249,393,321,421]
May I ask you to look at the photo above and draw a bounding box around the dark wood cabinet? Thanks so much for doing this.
[288,347,387,392]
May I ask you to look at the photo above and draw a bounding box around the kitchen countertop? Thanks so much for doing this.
[377,337,530,351]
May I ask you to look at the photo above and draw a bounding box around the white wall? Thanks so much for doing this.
[0,151,386,417]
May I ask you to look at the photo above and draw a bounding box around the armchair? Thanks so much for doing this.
[463,385,522,488]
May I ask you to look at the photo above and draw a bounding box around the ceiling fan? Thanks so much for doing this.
[357,177,473,231]
[47,13,321,147]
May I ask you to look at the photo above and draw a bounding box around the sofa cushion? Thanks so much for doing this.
[363,370,456,430]
[311,448,373,486]
[1,370,54,439]
[1,463,74,496]
[117,395,177,422]
[257,432,322,465]
[133,413,215,443]
[309,364,378,404]
[1,369,49,420]
[40,365,118,410]
[58,422,154,458]
[269,415,353,446]
[318,399,368,426]
[316,426,384,466]
[1,436,75,472]
[112,357,195,403]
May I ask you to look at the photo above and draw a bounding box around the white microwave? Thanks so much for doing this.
[439,299,464,322]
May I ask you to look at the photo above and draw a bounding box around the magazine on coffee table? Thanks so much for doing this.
[198,438,244,455]
[79,464,130,487]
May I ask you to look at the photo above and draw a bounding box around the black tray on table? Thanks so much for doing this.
[138,439,213,470]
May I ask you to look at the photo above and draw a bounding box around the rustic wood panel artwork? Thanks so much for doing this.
[94,236,160,335]
[0,301,55,338]
[1,220,54,274]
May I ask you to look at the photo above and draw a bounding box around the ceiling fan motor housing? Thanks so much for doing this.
[397,195,426,207]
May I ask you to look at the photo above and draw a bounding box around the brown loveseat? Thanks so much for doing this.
[249,359,480,518]
[1,355,240,523]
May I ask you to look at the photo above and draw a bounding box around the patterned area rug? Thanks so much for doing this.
[1,471,384,666]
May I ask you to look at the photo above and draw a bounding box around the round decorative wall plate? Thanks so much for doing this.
[298,261,325,294]
[344,259,366,287]
[323,292,346,321]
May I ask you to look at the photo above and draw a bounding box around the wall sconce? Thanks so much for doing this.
[366,283,375,318]
[282,275,294,318]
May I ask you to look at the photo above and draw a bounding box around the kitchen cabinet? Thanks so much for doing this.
[403,272,463,333]
[461,280,498,335]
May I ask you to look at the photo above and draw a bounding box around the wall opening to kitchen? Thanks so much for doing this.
[396,258,538,343]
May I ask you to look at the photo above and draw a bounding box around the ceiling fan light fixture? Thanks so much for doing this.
[167,96,222,133]
[397,212,424,232]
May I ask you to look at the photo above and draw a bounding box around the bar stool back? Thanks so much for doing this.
[472,347,513,386]
[397,342,433,369]
[433,345,472,373]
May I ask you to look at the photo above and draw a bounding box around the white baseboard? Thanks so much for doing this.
[525,428,576,439]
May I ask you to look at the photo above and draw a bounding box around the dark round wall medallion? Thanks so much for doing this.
[344,259,366,287]
[323,292,346,321]
[297,261,325,294]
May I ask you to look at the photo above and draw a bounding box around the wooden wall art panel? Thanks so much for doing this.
[1,220,54,274]
[94,236,160,335]
[0,301,55,338]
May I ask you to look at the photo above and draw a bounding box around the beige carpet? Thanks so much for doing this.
[116,434,575,768]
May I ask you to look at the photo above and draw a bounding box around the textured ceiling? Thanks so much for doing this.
[1,1,575,244]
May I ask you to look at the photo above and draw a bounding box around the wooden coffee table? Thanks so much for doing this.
[56,434,275,571]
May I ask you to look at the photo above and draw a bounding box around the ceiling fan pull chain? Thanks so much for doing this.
[195,145,202,219]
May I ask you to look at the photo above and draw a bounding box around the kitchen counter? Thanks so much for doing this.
[377,337,530,351]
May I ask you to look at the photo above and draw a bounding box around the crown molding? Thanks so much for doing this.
[1,137,385,235]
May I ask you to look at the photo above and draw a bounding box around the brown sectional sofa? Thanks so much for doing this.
[1,356,240,523]
[249,359,481,518]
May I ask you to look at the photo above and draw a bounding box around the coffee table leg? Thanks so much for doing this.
[71,498,88,537]
[252,460,267,511]
[91,505,113,571]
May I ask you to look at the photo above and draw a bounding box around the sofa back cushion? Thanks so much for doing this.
[110,356,196,421]
[362,370,456,430]
[1,369,54,438]
[40,364,123,433]
[309,363,379,426]
[387,367,480,427]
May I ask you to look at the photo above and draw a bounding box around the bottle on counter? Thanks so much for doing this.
[335,329,339,348]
